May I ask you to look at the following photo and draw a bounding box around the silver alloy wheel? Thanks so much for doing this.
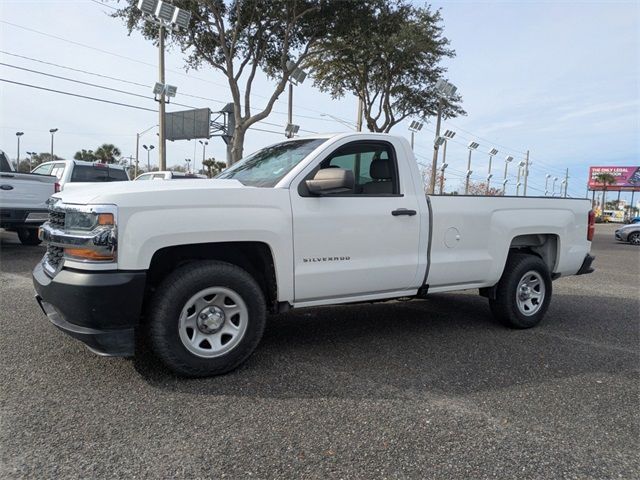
[178,286,249,358]
[629,233,640,246]
[516,270,546,316]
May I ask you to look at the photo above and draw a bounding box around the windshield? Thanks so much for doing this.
[217,139,326,187]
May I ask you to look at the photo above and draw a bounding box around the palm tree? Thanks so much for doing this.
[94,144,122,164]
[594,172,616,218]
[202,158,227,178]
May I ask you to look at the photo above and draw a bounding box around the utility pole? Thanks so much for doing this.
[49,128,58,160]
[158,25,167,171]
[564,168,569,197]
[356,97,363,132]
[523,150,530,196]
[286,82,293,138]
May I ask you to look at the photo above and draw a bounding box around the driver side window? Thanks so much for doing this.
[319,141,399,195]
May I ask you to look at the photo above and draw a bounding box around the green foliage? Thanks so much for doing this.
[74,144,121,163]
[594,173,616,189]
[202,158,227,178]
[74,149,97,162]
[308,1,464,132]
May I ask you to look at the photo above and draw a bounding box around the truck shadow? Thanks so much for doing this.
[133,292,639,399]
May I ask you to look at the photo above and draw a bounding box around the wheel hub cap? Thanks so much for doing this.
[197,306,225,333]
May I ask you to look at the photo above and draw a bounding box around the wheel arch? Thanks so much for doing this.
[145,241,280,313]
[508,233,559,274]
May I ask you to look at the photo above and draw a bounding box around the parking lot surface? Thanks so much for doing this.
[1,224,638,479]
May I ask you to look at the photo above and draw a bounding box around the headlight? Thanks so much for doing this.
[64,211,114,231]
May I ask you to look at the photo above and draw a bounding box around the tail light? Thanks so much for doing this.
[587,210,595,241]
[54,182,61,193]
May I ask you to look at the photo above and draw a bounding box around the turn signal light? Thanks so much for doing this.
[64,248,114,261]
[97,213,114,225]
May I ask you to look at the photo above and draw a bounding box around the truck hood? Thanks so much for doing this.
[56,179,246,205]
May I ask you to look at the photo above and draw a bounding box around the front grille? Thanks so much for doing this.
[45,244,64,270]
[49,209,65,229]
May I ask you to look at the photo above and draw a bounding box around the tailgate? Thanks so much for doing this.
[0,173,57,210]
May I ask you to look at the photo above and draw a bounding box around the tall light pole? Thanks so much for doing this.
[563,168,569,197]
[185,158,191,173]
[136,124,158,178]
[26,151,35,171]
[429,79,458,194]
[516,161,526,196]
[523,150,530,196]
[544,174,552,196]
[502,156,513,195]
[49,128,58,159]
[439,163,448,194]
[552,176,558,196]
[285,61,307,138]
[136,0,191,171]
[15,131,24,165]
[408,120,424,150]
[143,144,155,171]
[486,148,498,195]
[465,141,479,195]
[198,140,208,174]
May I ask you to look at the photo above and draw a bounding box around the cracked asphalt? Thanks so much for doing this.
[1,224,638,479]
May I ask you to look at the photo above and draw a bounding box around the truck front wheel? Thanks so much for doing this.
[489,253,552,329]
[147,261,267,377]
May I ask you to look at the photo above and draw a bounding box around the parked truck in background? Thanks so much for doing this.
[0,150,58,245]
[33,133,595,376]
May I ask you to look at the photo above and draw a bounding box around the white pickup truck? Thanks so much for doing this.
[33,133,595,377]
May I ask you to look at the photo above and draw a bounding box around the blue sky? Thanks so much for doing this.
[0,0,638,200]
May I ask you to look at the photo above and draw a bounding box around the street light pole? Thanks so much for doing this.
[429,98,443,194]
[136,124,158,178]
[143,144,155,171]
[502,156,513,195]
[523,150,530,196]
[465,141,479,195]
[49,128,58,159]
[516,161,525,196]
[158,25,167,170]
[15,132,24,164]
[199,140,208,174]
[486,148,498,195]
[563,168,569,197]
[544,174,552,196]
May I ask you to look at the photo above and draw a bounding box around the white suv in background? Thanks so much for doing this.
[32,160,129,190]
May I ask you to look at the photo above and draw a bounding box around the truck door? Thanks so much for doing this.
[290,140,422,303]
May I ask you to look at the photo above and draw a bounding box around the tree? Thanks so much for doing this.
[115,0,357,164]
[202,158,227,178]
[308,1,464,132]
[74,149,97,162]
[594,173,616,217]
[463,180,503,196]
[93,144,122,164]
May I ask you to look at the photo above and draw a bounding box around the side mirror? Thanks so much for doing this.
[305,168,355,195]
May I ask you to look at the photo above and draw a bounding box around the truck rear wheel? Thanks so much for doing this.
[147,261,267,377]
[489,253,552,329]
[17,228,42,246]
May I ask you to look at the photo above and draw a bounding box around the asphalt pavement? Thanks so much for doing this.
[1,224,638,479]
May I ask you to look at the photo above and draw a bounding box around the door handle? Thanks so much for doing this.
[391,208,416,216]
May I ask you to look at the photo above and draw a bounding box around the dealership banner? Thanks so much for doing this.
[588,166,640,190]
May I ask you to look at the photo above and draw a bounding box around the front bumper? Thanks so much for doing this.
[33,262,146,356]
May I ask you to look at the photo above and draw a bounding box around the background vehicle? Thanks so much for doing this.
[0,149,57,245]
[33,133,595,377]
[134,171,207,181]
[628,216,640,224]
[601,209,625,223]
[32,160,129,190]
[615,223,640,246]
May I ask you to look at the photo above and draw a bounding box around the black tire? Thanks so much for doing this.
[628,232,640,246]
[489,253,552,329]
[147,260,267,377]
[17,228,42,246]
